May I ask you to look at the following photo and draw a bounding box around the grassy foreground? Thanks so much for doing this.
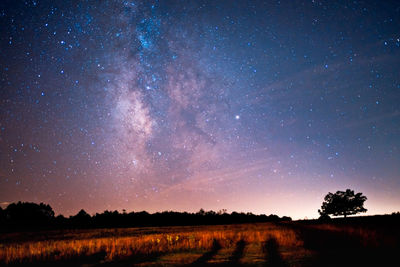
[0,221,398,266]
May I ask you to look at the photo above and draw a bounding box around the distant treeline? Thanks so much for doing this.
[0,202,292,232]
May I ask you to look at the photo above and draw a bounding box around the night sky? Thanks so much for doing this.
[1,1,399,219]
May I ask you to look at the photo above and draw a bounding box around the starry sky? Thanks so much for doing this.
[1,1,399,219]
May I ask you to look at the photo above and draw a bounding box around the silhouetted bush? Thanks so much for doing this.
[318,213,331,222]
[70,209,91,228]
[2,202,55,231]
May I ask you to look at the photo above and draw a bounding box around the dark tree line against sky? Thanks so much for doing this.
[0,202,291,232]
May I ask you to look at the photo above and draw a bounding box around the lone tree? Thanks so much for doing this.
[319,189,367,218]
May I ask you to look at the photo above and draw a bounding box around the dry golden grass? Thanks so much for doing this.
[0,223,303,264]
[3,222,392,265]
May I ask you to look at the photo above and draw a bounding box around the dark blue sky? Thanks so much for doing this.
[1,0,399,219]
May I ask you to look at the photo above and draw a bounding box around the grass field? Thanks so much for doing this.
[0,221,398,266]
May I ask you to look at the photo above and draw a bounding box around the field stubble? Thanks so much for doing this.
[3,221,396,266]
[0,223,307,265]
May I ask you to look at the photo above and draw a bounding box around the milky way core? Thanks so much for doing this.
[1,1,400,219]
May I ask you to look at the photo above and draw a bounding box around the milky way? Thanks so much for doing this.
[1,1,400,219]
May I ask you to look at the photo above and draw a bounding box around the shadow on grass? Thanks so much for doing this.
[293,225,399,267]
[228,239,246,264]
[190,239,221,266]
[263,238,288,267]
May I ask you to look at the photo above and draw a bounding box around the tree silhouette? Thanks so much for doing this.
[6,201,55,221]
[319,189,367,218]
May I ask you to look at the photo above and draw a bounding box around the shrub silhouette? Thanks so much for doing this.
[3,201,55,229]
[319,189,367,218]
[318,213,331,222]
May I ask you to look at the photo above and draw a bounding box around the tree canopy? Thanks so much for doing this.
[319,189,367,218]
